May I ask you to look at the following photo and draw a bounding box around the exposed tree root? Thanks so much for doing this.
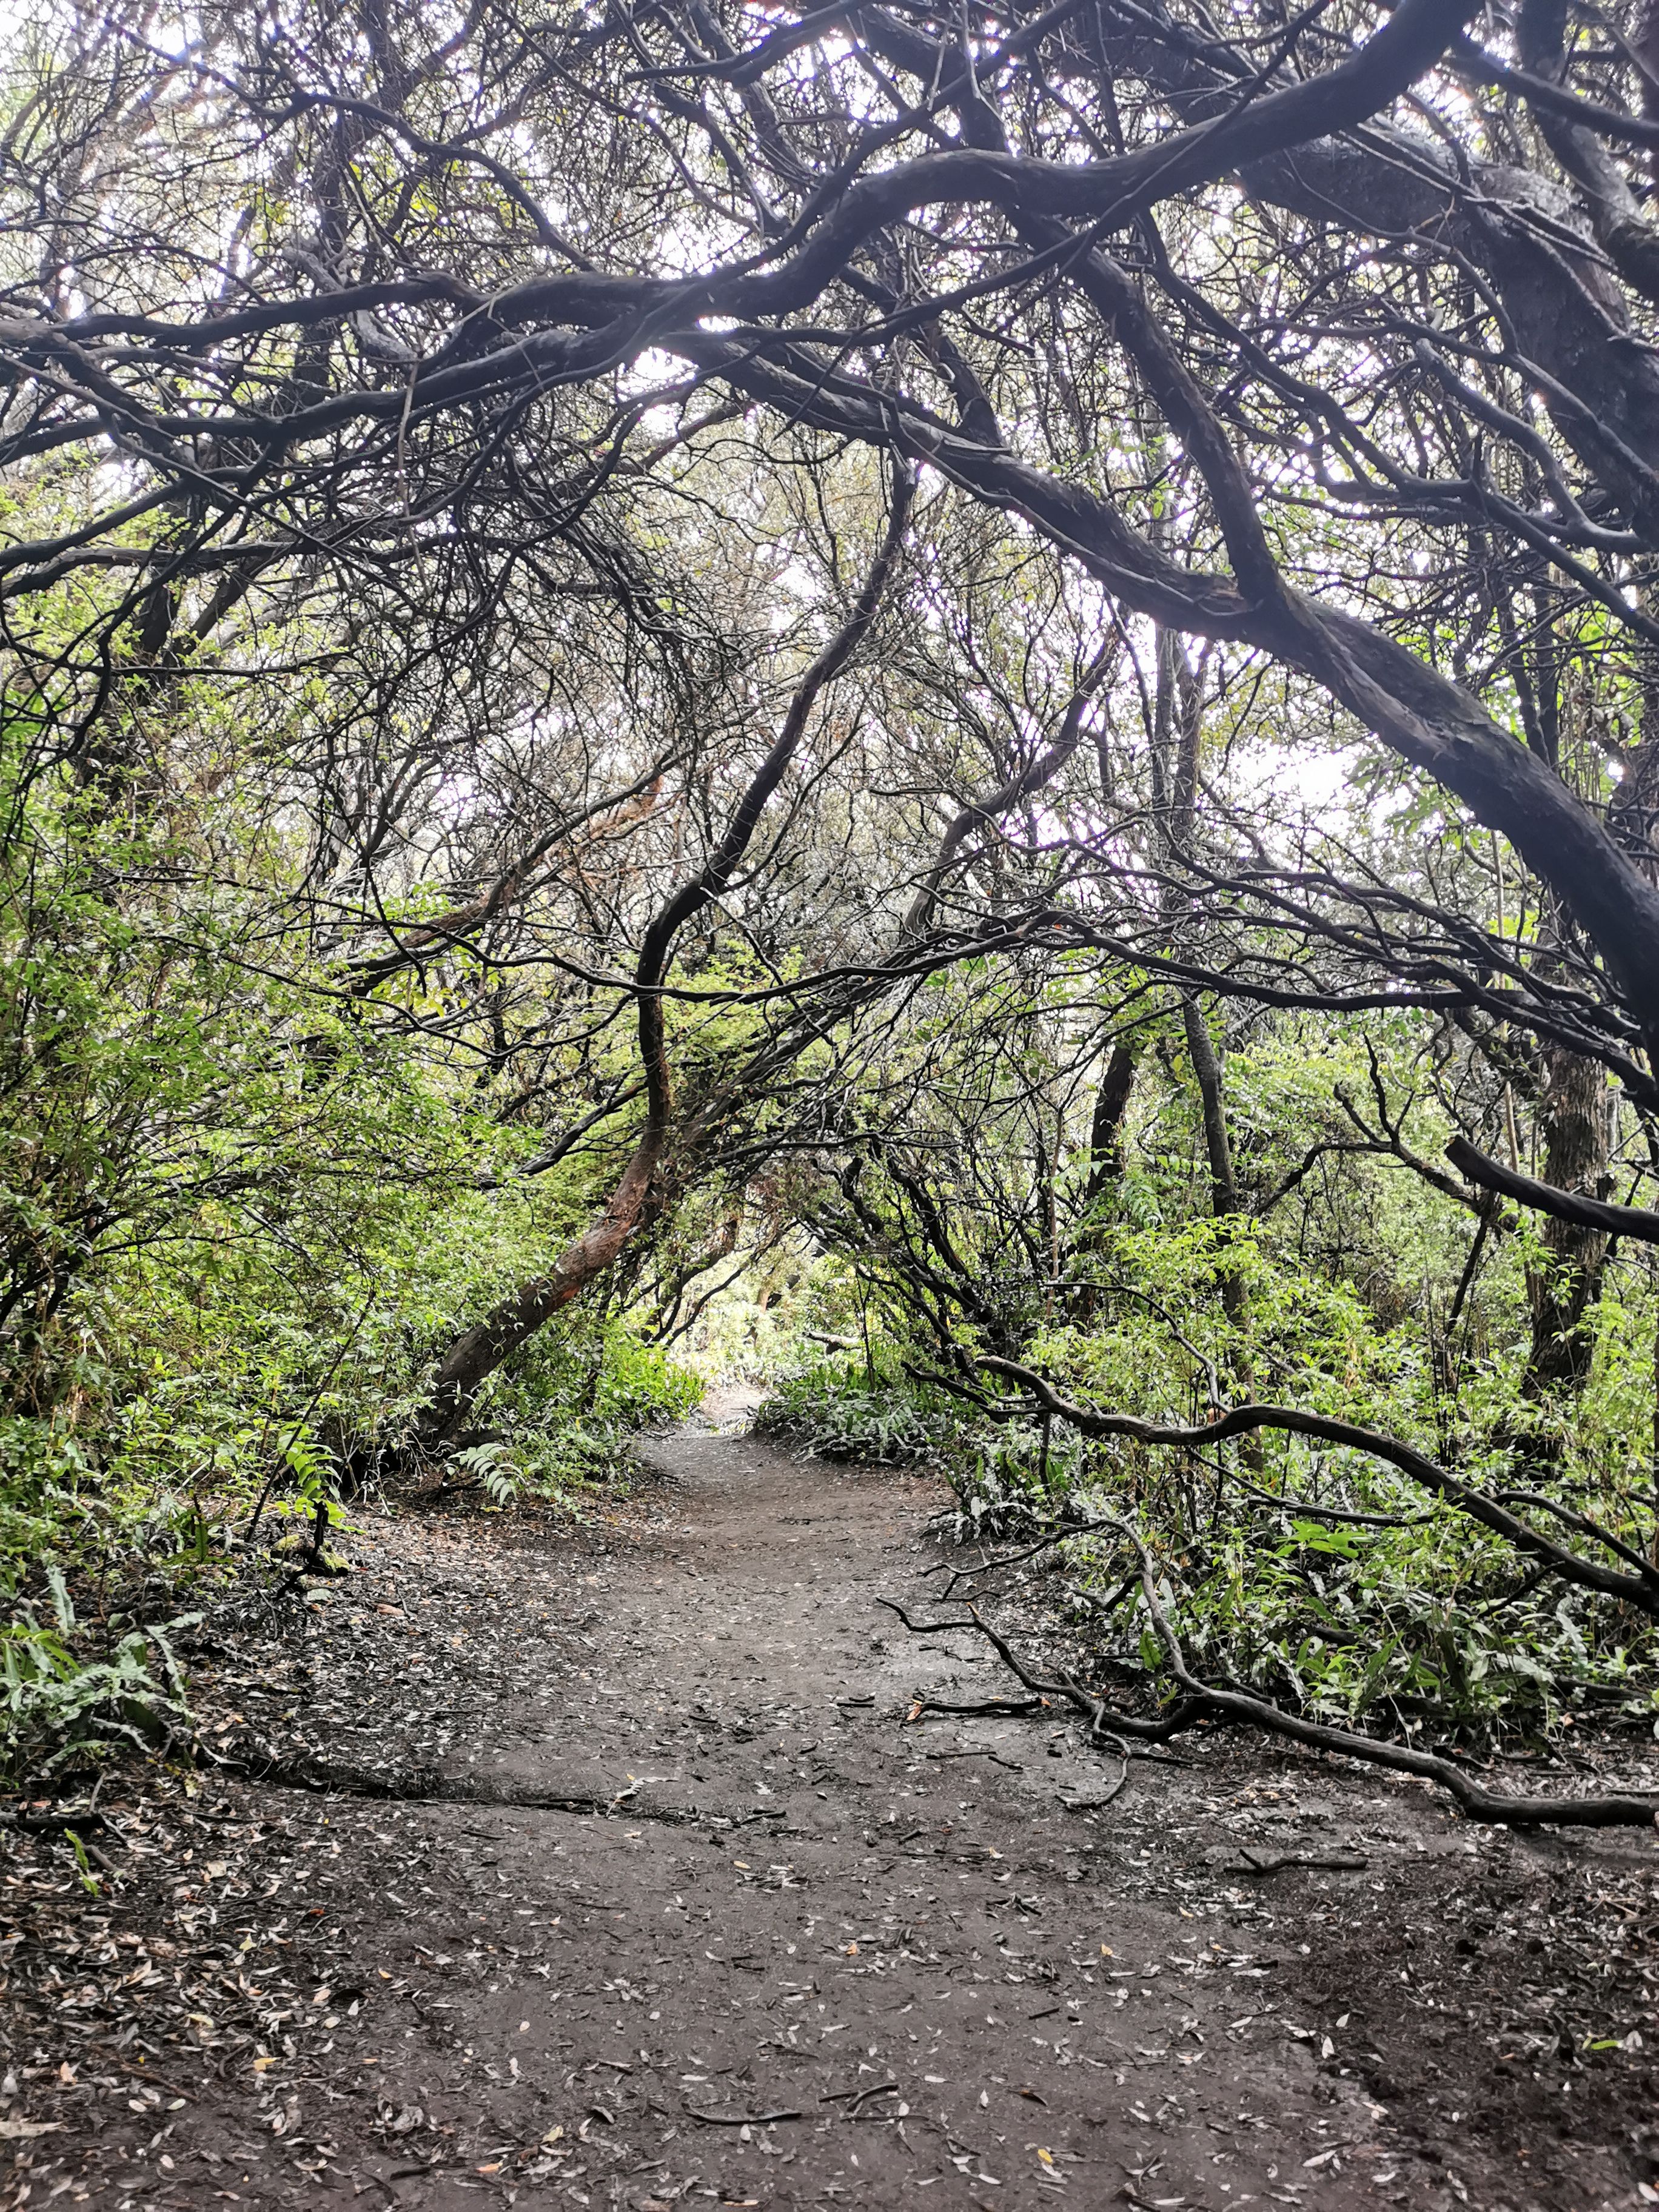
[882,1571,1659,1830]
[199,1751,712,1825]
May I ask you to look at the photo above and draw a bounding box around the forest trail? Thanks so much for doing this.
[7,1429,1653,2211]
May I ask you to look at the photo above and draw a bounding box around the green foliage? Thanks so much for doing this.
[756,1352,957,1464]
[588,1326,706,1432]
[768,999,1659,1748]
[0,1566,192,1784]
[0,690,703,1778]
[468,1320,703,1498]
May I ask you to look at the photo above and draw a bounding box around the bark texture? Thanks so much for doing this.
[1524,1039,1612,1397]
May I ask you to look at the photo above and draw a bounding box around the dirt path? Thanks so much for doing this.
[4,1430,1656,2211]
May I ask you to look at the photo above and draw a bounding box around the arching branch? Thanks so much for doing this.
[1447,1135,1659,1247]
[977,1357,1659,1618]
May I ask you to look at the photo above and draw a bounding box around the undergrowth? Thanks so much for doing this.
[0,1318,700,1785]
[755,1351,954,1464]
[762,1307,1659,1753]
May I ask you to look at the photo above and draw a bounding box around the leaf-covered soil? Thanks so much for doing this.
[4,1424,1657,2211]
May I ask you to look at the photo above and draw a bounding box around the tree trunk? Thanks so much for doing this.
[415,466,914,1447]
[1084,1041,1138,1207]
[1182,998,1241,1224]
[419,1130,666,1439]
[1156,628,1248,1327]
[1524,1037,1610,1396]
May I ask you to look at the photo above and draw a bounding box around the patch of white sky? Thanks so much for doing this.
[2,0,1553,862]
[619,333,1412,846]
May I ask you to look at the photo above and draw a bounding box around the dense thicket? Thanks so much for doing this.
[3,0,1658,1808]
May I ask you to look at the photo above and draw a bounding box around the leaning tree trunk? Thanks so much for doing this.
[418,1125,669,1442]
[416,465,915,1447]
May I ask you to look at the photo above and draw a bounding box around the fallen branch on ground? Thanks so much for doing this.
[920,1520,1115,1596]
[1228,1849,1369,1874]
[0,1808,109,1834]
[886,1437,1659,1828]
[822,2079,899,2111]
[882,1597,1205,1744]
[890,1573,1659,1828]
[685,2106,802,2127]
[1104,1507,1659,1826]
[908,1693,1046,1719]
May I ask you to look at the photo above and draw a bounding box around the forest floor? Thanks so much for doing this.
[4,1416,1658,2212]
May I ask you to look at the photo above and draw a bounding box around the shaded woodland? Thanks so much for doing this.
[4,0,1659,1835]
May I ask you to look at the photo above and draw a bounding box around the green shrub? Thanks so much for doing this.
[756,1355,957,1464]
[0,1567,192,1784]
[457,1320,703,1502]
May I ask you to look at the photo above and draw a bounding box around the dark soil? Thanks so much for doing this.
[4,1426,1657,2212]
